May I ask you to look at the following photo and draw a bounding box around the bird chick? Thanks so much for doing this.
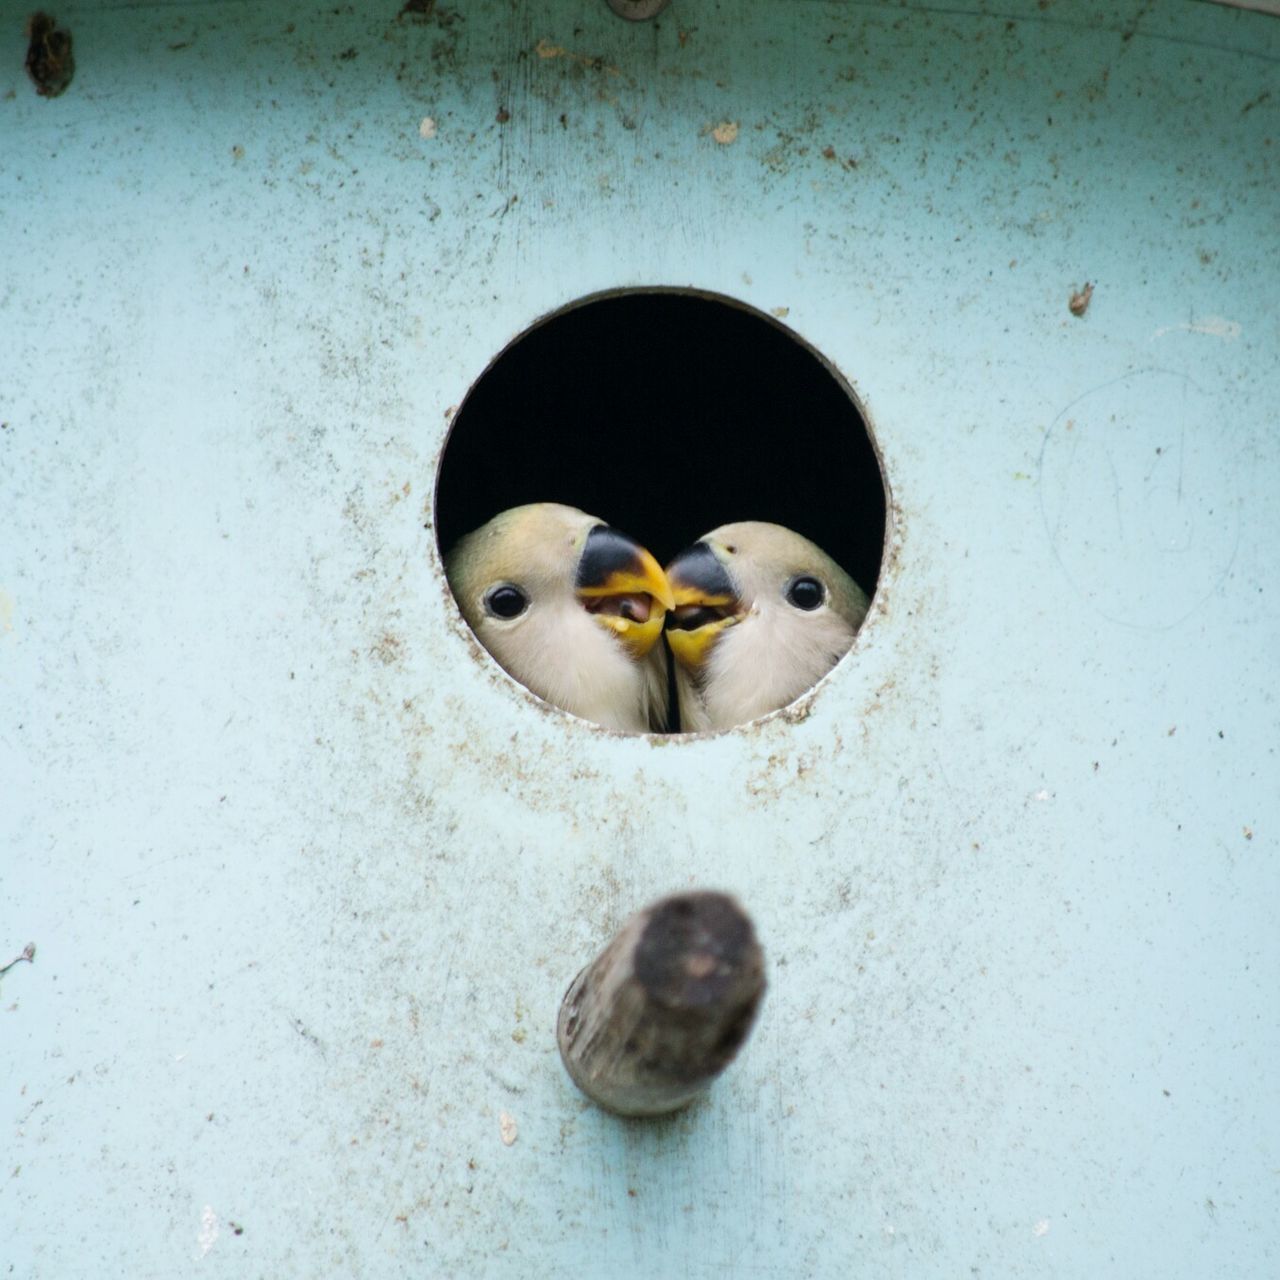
[445,504,674,732]
[665,522,869,731]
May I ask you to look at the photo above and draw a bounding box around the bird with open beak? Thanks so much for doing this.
[665,521,870,731]
[445,504,675,732]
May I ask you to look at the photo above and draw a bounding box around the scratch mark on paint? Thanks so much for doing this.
[290,1016,326,1056]
[1152,316,1241,340]
[0,942,35,977]
[533,38,620,76]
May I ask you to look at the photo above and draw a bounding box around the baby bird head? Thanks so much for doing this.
[444,503,674,730]
[665,521,869,728]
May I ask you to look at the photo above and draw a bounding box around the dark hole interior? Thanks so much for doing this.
[435,291,886,595]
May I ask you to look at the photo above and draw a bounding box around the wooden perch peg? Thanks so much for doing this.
[557,892,765,1117]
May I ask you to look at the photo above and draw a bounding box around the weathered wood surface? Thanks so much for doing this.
[558,893,765,1116]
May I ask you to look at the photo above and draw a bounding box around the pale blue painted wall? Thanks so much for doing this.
[2,2,1277,1275]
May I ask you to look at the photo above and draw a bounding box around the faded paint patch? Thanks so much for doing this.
[1033,1218,1051,1238]
[419,116,437,139]
[710,121,739,145]
[0,589,13,634]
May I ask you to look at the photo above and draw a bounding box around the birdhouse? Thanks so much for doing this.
[3,1,1276,1274]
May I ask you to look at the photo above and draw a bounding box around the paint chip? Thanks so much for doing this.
[771,306,790,319]
[711,121,739,145]
[419,116,438,139]
[499,1110,518,1146]
[198,1205,219,1256]
[1033,1218,1050,1237]
[1243,826,1253,840]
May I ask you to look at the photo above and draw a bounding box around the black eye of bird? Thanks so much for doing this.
[485,584,529,619]
[786,576,825,611]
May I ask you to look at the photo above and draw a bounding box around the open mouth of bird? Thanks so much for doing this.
[661,540,745,670]
[582,590,669,660]
[583,593,657,624]
[665,603,738,632]
[581,588,670,659]
[662,600,743,673]
[573,525,675,659]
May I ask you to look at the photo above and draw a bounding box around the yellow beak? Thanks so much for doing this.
[664,540,741,672]
[575,526,675,660]
[665,619,734,669]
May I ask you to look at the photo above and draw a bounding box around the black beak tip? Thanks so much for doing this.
[575,524,646,590]
[667,540,736,599]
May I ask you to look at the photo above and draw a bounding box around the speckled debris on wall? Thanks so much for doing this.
[1,2,1277,1276]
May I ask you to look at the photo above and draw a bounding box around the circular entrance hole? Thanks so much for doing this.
[436,289,887,732]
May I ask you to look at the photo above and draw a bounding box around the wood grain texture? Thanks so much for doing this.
[558,893,765,1116]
